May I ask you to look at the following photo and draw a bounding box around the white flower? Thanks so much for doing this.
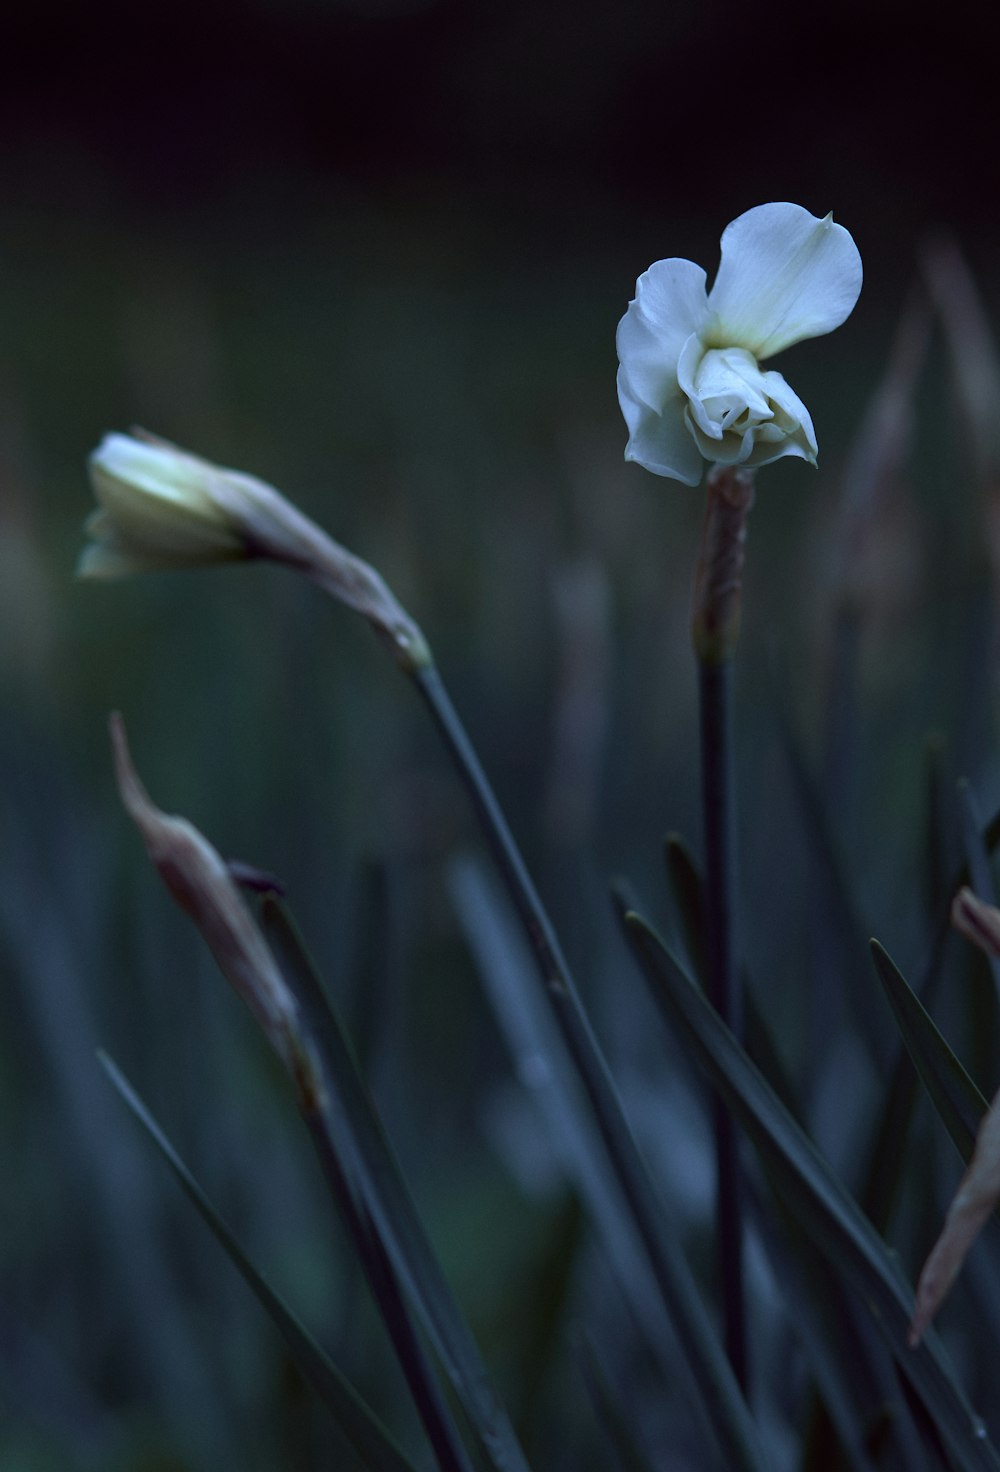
[617,203,863,484]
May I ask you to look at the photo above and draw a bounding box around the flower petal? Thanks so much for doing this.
[616,306,684,411]
[619,367,703,484]
[680,344,774,440]
[617,259,709,405]
[707,203,862,359]
[90,434,220,515]
[93,479,244,559]
[744,432,815,472]
[76,541,161,579]
[631,258,709,346]
[758,369,817,458]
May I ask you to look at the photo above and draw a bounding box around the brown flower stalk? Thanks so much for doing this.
[691,465,756,664]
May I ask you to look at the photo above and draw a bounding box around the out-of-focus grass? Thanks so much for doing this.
[4,170,999,1468]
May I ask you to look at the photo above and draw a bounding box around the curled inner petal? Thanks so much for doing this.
[679,343,817,470]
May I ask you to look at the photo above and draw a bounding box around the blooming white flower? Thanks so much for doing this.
[617,203,863,484]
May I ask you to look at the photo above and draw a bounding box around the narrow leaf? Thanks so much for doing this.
[771,694,889,1069]
[658,846,801,1120]
[413,666,765,1468]
[870,940,988,1163]
[258,897,532,1472]
[456,858,768,1472]
[98,1051,419,1472]
[663,834,707,982]
[858,917,954,1237]
[579,1337,657,1472]
[747,1183,882,1472]
[623,913,1000,1472]
[876,918,1000,1346]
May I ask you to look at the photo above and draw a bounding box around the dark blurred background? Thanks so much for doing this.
[4,2,1000,1467]
[4,0,998,788]
[5,0,999,235]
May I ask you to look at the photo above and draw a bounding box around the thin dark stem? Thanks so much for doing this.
[412,663,766,1470]
[699,661,743,1035]
[306,1115,476,1472]
[698,655,748,1390]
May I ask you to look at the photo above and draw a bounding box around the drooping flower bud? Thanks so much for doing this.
[80,431,430,671]
[80,432,261,576]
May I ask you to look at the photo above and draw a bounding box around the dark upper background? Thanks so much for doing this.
[1,0,996,838]
[1,0,996,250]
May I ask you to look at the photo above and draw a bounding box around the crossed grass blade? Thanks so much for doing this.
[453,856,769,1472]
[869,941,988,1172]
[658,840,801,1119]
[578,1337,658,1472]
[98,1051,420,1472]
[257,895,532,1472]
[750,1189,884,1472]
[769,690,889,1070]
[622,911,1000,1472]
[648,862,921,1468]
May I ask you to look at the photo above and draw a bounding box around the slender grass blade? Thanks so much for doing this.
[259,897,532,1472]
[623,913,1000,1472]
[869,940,988,1164]
[98,1051,420,1472]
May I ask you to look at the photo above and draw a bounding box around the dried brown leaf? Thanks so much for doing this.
[909,1084,1000,1346]
[110,712,318,1098]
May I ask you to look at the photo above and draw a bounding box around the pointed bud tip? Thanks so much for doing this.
[108,709,129,783]
[109,711,155,830]
[951,886,1000,958]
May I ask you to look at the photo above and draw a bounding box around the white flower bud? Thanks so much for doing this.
[79,432,259,577]
[79,431,431,670]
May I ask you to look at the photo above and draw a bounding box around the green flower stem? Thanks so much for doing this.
[304,1110,477,1472]
[411,662,767,1470]
[698,654,748,1390]
[692,465,754,1390]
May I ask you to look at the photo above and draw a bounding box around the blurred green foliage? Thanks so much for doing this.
[5,81,1000,1463]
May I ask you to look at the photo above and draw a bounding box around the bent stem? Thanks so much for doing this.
[693,464,755,1390]
[411,663,766,1468]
